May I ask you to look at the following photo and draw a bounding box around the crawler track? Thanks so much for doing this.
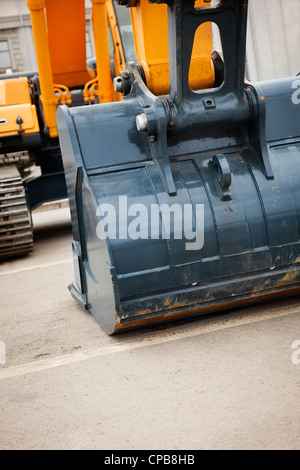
[0,165,33,259]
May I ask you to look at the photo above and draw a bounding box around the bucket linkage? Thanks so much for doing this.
[57,0,300,334]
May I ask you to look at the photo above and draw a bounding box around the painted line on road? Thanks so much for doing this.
[0,307,298,380]
[0,258,72,276]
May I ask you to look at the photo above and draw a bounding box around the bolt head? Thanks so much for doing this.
[136,113,148,132]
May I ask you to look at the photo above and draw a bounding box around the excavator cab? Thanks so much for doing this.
[56,0,299,334]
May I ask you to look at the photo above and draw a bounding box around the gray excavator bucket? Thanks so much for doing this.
[57,0,300,334]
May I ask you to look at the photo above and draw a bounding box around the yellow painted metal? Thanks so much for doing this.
[0,77,31,106]
[26,0,122,127]
[106,0,126,101]
[189,13,215,91]
[106,1,126,78]
[90,0,114,103]
[26,0,57,138]
[53,84,72,105]
[45,0,93,89]
[130,0,215,96]
[0,104,39,137]
[83,76,98,103]
[0,77,39,138]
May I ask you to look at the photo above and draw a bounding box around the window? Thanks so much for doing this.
[0,40,11,70]
[113,2,137,64]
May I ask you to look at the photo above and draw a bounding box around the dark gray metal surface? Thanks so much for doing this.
[57,0,300,334]
[24,172,67,211]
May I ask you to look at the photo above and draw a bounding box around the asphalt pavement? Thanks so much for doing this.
[0,205,300,450]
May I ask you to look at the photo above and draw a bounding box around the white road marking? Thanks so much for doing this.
[0,308,298,380]
[0,259,72,276]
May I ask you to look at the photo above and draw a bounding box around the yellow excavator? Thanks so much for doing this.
[0,0,137,258]
[0,0,214,260]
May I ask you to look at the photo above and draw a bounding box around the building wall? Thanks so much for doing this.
[0,0,299,82]
[247,0,300,81]
[0,27,25,72]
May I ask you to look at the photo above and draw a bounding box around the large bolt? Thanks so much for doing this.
[136,113,148,132]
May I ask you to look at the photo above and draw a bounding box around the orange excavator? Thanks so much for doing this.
[0,0,137,258]
[0,0,216,260]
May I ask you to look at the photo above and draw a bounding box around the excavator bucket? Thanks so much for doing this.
[57,0,300,334]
